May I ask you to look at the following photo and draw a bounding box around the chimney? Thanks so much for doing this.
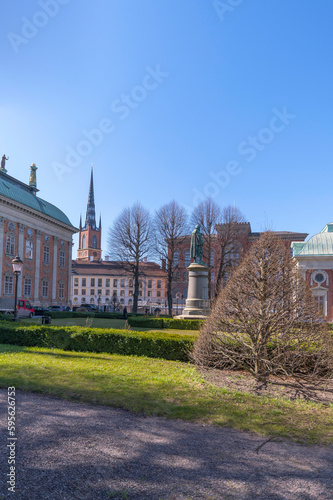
[143,257,147,263]
[161,259,166,271]
[104,256,109,262]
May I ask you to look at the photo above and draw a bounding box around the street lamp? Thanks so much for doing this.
[12,255,23,321]
[97,292,101,311]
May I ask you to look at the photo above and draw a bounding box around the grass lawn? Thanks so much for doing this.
[0,343,332,444]
[25,317,199,336]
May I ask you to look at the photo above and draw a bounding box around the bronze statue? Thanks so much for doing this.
[190,224,204,264]
[29,163,37,188]
[1,155,9,170]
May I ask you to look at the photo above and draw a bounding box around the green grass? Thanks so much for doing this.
[25,317,199,335]
[0,343,332,444]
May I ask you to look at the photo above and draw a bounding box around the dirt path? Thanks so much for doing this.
[1,389,332,499]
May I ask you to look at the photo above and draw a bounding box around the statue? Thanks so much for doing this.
[1,155,9,171]
[29,163,37,188]
[190,224,204,264]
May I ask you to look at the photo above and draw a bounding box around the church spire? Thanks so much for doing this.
[85,165,96,229]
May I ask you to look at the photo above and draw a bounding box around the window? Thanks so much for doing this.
[92,235,97,248]
[174,271,180,281]
[105,290,110,296]
[147,291,152,297]
[129,279,133,287]
[24,278,32,297]
[73,297,78,303]
[82,278,86,287]
[42,279,48,298]
[43,245,50,264]
[74,288,78,295]
[81,298,86,303]
[6,234,15,256]
[4,275,13,295]
[157,291,161,297]
[98,289,102,295]
[120,279,125,287]
[128,299,133,305]
[148,280,152,288]
[211,272,215,282]
[139,280,143,289]
[113,290,117,297]
[59,250,65,267]
[120,290,125,296]
[81,289,86,295]
[25,240,33,259]
[139,291,142,297]
[210,251,214,267]
[98,278,102,287]
[74,278,79,286]
[157,280,161,289]
[106,278,110,287]
[113,279,118,287]
[59,282,65,300]
[120,298,124,304]
[82,235,86,248]
[90,289,95,296]
[105,298,110,303]
[90,298,95,304]
[90,278,95,287]
[173,251,179,267]
[129,290,133,296]
[184,249,191,267]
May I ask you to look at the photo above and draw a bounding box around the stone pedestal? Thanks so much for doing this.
[176,262,210,319]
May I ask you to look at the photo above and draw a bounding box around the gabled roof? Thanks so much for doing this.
[291,223,333,257]
[0,171,75,228]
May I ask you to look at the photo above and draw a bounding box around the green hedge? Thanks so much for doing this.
[44,311,141,320]
[0,324,194,362]
[128,317,203,330]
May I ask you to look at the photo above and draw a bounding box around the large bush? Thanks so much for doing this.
[0,324,194,362]
[193,233,333,380]
[128,317,202,330]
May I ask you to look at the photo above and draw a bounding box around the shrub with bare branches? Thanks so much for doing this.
[193,233,333,381]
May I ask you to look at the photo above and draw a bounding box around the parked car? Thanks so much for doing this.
[73,304,99,312]
[47,305,66,312]
[33,306,50,316]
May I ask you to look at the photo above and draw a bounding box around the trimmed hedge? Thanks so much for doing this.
[128,317,203,330]
[0,324,195,362]
[44,311,141,320]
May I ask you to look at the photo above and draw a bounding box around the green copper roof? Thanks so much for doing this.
[0,171,74,227]
[291,224,333,256]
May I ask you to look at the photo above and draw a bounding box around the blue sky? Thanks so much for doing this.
[1,0,333,255]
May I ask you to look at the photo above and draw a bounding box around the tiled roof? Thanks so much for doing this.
[72,260,167,277]
[0,171,75,227]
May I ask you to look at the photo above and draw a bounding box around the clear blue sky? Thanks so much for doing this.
[1,0,332,256]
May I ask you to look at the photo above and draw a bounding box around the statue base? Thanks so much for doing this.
[175,262,210,319]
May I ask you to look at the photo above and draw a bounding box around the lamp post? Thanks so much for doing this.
[12,255,23,321]
[97,292,101,312]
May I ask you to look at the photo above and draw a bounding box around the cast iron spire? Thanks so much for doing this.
[85,165,96,229]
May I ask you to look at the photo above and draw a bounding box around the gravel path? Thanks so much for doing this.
[1,389,332,499]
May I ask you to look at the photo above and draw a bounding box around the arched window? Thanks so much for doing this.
[184,249,191,267]
[58,281,65,300]
[42,279,49,298]
[128,299,133,305]
[73,297,78,303]
[174,271,180,282]
[25,239,33,259]
[24,277,32,297]
[4,274,14,295]
[120,298,124,304]
[90,298,95,304]
[81,298,86,303]
[82,235,86,248]
[92,235,97,249]
[6,234,15,256]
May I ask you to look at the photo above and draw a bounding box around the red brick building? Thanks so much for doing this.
[292,223,333,321]
[171,223,308,302]
[0,162,77,306]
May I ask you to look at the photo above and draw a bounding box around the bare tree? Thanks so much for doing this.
[153,200,188,316]
[193,232,333,381]
[108,202,152,313]
[215,205,247,297]
[191,197,221,299]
